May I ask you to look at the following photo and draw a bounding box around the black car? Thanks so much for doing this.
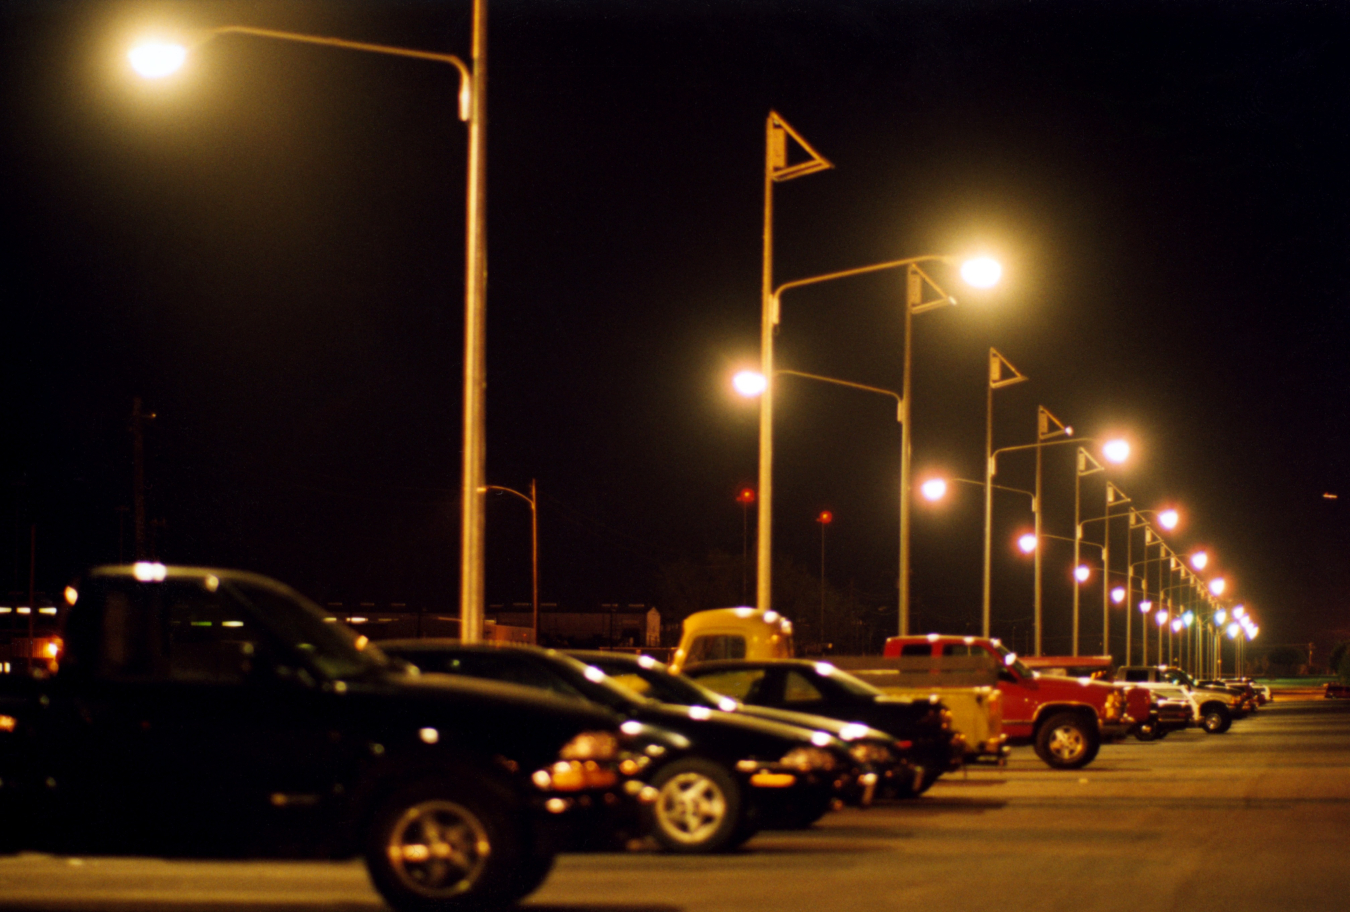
[381,641,870,852]
[683,658,964,793]
[569,650,924,798]
[0,566,649,912]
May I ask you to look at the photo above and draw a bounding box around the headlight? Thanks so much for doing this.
[558,730,619,762]
[848,743,896,765]
[780,746,837,772]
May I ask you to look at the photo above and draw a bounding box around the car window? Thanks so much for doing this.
[689,668,766,702]
[941,643,974,656]
[899,643,932,657]
[164,584,265,684]
[1122,668,1148,682]
[782,671,824,704]
[604,671,654,698]
[687,634,747,663]
[437,653,585,699]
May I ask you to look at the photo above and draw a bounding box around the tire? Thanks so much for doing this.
[1201,705,1232,734]
[1033,712,1101,770]
[1135,721,1161,742]
[364,777,550,912]
[648,758,745,853]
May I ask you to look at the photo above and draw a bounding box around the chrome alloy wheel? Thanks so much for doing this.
[654,770,729,846]
[1046,723,1087,762]
[384,798,491,898]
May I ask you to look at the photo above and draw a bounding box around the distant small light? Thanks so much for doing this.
[1227,623,1240,639]
[1171,618,1184,632]
[64,586,78,606]
[620,721,644,735]
[418,727,439,745]
[349,617,368,624]
[43,641,60,658]
[17,607,30,615]
[1155,609,1169,626]
[1139,600,1153,613]
[838,723,869,741]
[1214,610,1228,625]
[354,635,369,651]
[222,621,244,628]
[204,574,219,592]
[39,607,57,615]
[718,698,738,712]
[688,706,712,721]
[584,666,607,683]
[1232,605,1245,618]
[763,611,780,624]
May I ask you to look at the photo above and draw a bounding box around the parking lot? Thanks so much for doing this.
[1,691,1346,912]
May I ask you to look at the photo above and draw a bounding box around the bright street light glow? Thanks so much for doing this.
[1227,622,1240,639]
[1190,550,1208,570]
[920,479,948,502]
[1074,565,1090,583]
[1110,586,1126,604]
[1158,509,1179,530]
[1171,618,1184,632]
[1102,439,1130,464]
[1155,608,1169,626]
[1208,577,1226,596]
[732,370,767,397]
[1139,599,1153,614]
[1214,609,1228,625]
[1233,605,1245,618]
[959,257,1002,288]
[129,42,188,78]
[1017,533,1038,554]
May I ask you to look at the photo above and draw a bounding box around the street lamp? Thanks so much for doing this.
[981,349,1029,639]
[1033,406,1073,654]
[484,481,539,644]
[129,9,490,641]
[1191,550,1209,570]
[1072,443,1129,655]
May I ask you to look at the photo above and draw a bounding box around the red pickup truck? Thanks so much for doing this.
[883,635,1151,769]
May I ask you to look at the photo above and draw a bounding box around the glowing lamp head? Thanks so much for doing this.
[1232,605,1245,618]
[959,257,1002,289]
[1074,565,1091,583]
[1182,611,1194,627]
[129,42,188,78]
[1017,533,1038,554]
[1139,599,1152,614]
[1155,609,1169,627]
[1171,618,1184,633]
[1208,577,1226,596]
[1102,439,1131,464]
[1214,609,1227,625]
[1227,622,1240,639]
[1190,551,1209,570]
[733,370,767,397]
[1158,509,1179,530]
[1111,586,1126,605]
[920,478,948,502]
[816,510,833,525]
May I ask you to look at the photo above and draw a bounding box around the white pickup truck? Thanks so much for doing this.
[1114,665,1250,733]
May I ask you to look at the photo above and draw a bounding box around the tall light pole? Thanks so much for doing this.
[816,510,833,649]
[128,3,490,641]
[981,349,1028,638]
[755,253,999,629]
[736,486,756,605]
[484,480,538,644]
[1034,407,1072,655]
[1076,481,1130,657]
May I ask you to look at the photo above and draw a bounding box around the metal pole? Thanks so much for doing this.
[981,379,994,638]
[458,0,488,643]
[756,116,776,612]
[1125,516,1133,665]
[1101,497,1110,657]
[1034,446,1043,655]
[529,479,538,645]
[1073,471,1081,656]
[898,266,918,635]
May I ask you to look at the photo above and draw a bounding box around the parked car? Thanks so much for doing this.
[568,650,929,798]
[1134,685,1197,740]
[1115,666,1250,733]
[381,641,868,852]
[1325,682,1350,699]
[0,565,648,912]
[884,636,1152,770]
[681,658,965,792]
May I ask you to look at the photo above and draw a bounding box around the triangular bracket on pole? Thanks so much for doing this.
[989,348,1028,390]
[768,111,833,182]
[1038,405,1071,441]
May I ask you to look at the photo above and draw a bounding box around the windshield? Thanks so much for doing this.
[814,662,884,697]
[1163,668,1198,687]
[601,659,733,708]
[226,578,390,681]
[993,642,1034,680]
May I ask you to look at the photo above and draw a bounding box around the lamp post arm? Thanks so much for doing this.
[776,369,902,420]
[769,255,957,325]
[483,484,534,508]
[212,26,473,119]
[947,477,1035,507]
[1042,532,1103,553]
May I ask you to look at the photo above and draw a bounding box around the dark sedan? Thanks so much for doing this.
[683,658,964,793]
[381,641,872,852]
[569,650,924,798]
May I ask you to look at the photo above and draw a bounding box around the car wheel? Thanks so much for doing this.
[648,758,744,853]
[1033,712,1100,770]
[364,777,548,912]
[1201,705,1232,734]
[1135,721,1161,742]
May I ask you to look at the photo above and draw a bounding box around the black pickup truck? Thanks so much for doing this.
[0,565,651,911]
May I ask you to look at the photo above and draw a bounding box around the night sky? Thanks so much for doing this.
[3,1,1348,660]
